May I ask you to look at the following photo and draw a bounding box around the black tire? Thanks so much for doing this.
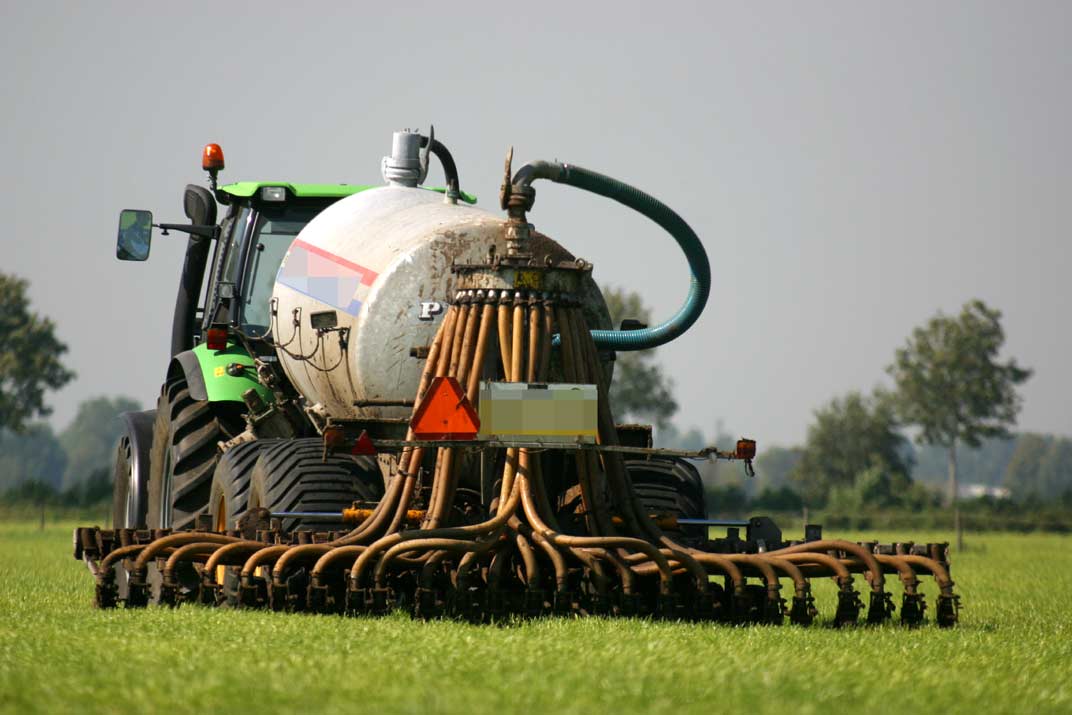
[626,457,707,542]
[208,440,279,531]
[207,440,277,606]
[111,437,137,529]
[250,438,384,533]
[147,377,243,530]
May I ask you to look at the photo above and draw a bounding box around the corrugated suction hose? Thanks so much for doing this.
[511,161,711,351]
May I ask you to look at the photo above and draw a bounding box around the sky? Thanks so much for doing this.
[2,1,1069,447]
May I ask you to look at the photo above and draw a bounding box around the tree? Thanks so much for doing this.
[58,396,141,489]
[0,274,75,431]
[1003,433,1072,502]
[887,299,1031,548]
[912,435,1017,488]
[790,391,912,507]
[602,286,678,429]
[0,423,67,491]
[754,446,802,491]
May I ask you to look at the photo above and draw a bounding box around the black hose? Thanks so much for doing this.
[420,135,460,201]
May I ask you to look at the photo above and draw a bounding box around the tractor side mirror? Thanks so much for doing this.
[116,209,153,261]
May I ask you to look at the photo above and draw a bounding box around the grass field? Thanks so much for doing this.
[1,522,1070,715]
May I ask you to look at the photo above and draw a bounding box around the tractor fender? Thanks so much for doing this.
[118,409,156,526]
[166,343,274,405]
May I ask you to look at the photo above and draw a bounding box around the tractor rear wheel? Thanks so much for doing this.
[209,440,279,531]
[625,457,707,544]
[249,438,384,533]
[147,377,243,530]
[207,440,278,605]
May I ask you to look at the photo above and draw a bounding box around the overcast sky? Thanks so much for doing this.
[3,1,1069,447]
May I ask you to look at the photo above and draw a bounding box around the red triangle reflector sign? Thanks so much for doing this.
[410,376,480,440]
[351,429,377,456]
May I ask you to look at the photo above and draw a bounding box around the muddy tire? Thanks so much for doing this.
[250,438,384,533]
[147,378,243,530]
[207,440,277,605]
[209,440,278,531]
[626,457,707,543]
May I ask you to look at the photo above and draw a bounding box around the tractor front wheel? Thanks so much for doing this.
[147,377,243,530]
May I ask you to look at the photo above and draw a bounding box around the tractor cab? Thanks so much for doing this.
[115,143,374,357]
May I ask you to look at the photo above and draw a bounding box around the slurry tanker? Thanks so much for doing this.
[75,129,957,626]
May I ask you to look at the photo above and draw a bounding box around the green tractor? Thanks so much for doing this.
[87,131,956,626]
[113,144,384,533]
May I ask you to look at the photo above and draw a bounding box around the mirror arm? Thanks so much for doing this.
[155,223,219,240]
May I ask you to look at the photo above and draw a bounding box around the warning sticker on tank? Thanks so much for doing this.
[276,239,380,316]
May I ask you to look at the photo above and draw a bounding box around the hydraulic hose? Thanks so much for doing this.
[511,161,710,351]
[420,135,461,201]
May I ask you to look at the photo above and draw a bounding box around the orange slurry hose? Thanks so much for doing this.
[870,555,920,596]
[628,551,744,597]
[769,540,886,594]
[776,552,855,589]
[329,303,458,548]
[310,546,367,588]
[349,469,523,588]
[567,545,608,597]
[447,298,472,377]
[375,536,501,588]
[514,302,573,592]
[435,300,486,526]
[98,544,146,577]
[457,548,500,593]
[758,555,810,600]
[203,542,269,583]
[419,549,454,589]
[526,297,540,386]
[526,304,565,533]
[515,518,568,593]
[497,297,513,374]
[425,301,477,527]
[511,295,525,386]
[723,553,781,600]
[895,554,955,596]
[508,516,557,589]
[131,532,237,575]
[240,545,290,579]
[509,310,678,595]
[162,542,222,583]
[272,544,335,586]
[413,302,464,532]
[516,469,675,593]
[569,307,709,593]
[487,537,517,590]
[587,548,637,595]
[538,295,553,389]
[556,307,601,535]
[568,307,656,538]
[514,531,541,588]
[466,301,497,400]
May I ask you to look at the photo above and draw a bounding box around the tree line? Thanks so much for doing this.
[0,396,141,507]
[609,290,1065,532]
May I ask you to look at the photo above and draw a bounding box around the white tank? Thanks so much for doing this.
[271,184,610,421]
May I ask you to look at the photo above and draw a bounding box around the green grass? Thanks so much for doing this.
[1,523,1069,715]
